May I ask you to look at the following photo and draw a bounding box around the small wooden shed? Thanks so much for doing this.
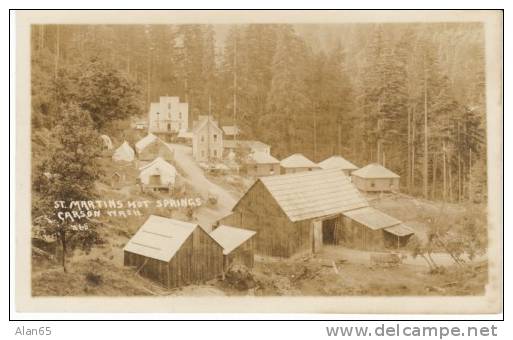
[209,225,256,269]
[123,215,224,288]
[351,163,400,192]
[280,153,321,174]
[317,155,359,176]
[341,207,414,250]
[245,152,280,177]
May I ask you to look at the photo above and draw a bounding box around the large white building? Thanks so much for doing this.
[148,96,189,140]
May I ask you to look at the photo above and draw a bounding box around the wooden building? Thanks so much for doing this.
[148,96,189,141]
[124,215,224,288]
[135,133,174,166]
[138,157,177,193]
[209,225,256,269]
[341,207,414,250]
[221,125,240,141]
[351,163,400,192]
[280,153,321,174]
[245,151,280,177]
[317,155,358,176]
[219,168,369,257]
[223,140,271,157]
[192,115,224,162]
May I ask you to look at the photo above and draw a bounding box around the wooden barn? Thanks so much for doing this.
[245,151,280,177]
[317,155,359,176]
[280,153,321,174]
[341,207,414,250]
[210,225,256,269]
[351,163,400,192]
[123,215,224,288]
[219,168,369,257]
[135,133,174,166]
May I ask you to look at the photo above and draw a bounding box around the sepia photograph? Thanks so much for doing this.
[13,9,503,314]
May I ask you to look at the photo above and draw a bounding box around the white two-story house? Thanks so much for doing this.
[192,115,223,163]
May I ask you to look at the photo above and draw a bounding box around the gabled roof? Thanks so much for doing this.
[138,157,176,174]
[256,168,369,222]
[318,156,358,171]
[135,133,158,152]
[247,151,280,164]
[351,163,400,179]
[123,215,198,262]
[192,115,222,134]
[209,225,256,255]
[112,141,135,162]
[342,207,401,230]
[280,153,318,169]
[222,125,240,136]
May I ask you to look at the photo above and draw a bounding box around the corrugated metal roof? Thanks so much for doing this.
[259,168,369,222]
[248,151,280,164]
[280,153,319,168]
[123,215,197,262]
[351,163,400,179]
[318,156,358,170]
[343,207,401,230]
[209,225,256,255]
[384,223,415,236]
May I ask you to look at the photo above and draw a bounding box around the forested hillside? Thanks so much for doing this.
[31,23,486,203]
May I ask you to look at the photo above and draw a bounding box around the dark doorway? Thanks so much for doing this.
[322,217,338,244]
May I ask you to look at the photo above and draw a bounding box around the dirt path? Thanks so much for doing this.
[169,143,238,229]
[319,245,486,268]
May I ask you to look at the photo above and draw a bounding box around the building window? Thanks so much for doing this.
[390,179,394,187]
[308,168,312,171]
[370,181,375,188]
[168,103,171,110]
[201,136,204,142]
[213,150,217,157]
[213,134,218,142]
[167,123,171,131]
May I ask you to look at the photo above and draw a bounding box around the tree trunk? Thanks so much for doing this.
[423,67,429,199]
[54,25,60,79]
[443,141,447,201]
[60,231,67,273]
[432,151,437,200]
[337,120,342,156]
[407,107,411,191]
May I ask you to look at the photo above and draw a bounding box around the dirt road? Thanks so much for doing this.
[169,143,238,229]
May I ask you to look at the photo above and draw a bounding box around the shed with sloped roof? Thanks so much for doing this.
[123,215,224,288]
[210,225,256,269]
